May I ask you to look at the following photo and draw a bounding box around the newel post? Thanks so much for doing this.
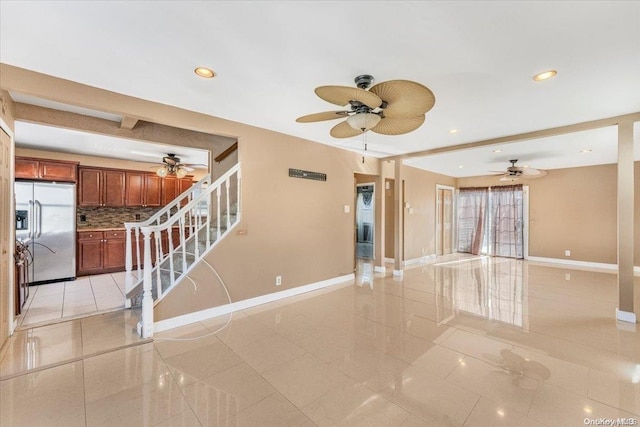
[124,224,133,308]
[139,227,154,338]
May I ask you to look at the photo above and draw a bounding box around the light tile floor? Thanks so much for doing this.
[2,255,640,426]
[17,271,133,328]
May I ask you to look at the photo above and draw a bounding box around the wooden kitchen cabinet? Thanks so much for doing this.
[78,167,125,207]
[15,157,78,182]
[103,230,126,270]
[161,176,179,205]
[77,230,127,276]
[162,176,194,206]
[126,172,162,207]
[77,231,104,275]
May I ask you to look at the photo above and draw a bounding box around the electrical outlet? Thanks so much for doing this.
[275,275,282,286]
[344,205,350,213]
[565,250,571,257]
[565,273,571,281]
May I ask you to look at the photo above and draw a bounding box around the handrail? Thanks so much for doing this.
[142,163,240,234]
[127,163,241,338]
[124,173,211,229]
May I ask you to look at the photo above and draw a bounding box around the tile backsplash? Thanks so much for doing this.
[77,206,160,229]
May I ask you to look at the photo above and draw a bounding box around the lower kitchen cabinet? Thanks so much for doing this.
[77,230,126,276]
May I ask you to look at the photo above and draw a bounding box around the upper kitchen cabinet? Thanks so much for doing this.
[162,176,194,205]
[15,157,78,182]
[125,172,162,207]
[78,167,126,207]
[161,176,179,206]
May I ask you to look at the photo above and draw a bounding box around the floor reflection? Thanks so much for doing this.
[433,256,527,327]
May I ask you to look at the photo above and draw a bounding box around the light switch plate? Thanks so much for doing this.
[344,205,350,213]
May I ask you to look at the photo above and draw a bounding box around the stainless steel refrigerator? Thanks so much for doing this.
[15,181,76,284]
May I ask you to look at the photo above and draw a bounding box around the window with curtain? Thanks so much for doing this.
[489,184,524,258]
[457,187,488,255]
[456,184,524,259]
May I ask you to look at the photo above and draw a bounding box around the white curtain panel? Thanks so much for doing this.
[456,187,488,255]
[489,185,524,259]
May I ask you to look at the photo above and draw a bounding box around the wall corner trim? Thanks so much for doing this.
[153,273,354,333]
[616,309,637,324]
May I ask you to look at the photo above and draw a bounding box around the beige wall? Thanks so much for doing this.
[401,165,456,261]
[457,162,640,266]
[385,178,395,259]
[155,137,381,320]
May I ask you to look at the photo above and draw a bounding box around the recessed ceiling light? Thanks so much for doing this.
[493,149,503,153]
[450,129,459,134]
[533,70,557,81]
[194,67,215,78]
[458,165,464,169]
[580,149,592,153]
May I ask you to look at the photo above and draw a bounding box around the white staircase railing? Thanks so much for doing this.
[124,163,241,338]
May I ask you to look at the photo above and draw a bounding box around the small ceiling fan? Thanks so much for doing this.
[491,159,547,182]
[296,74,435,138]
[153,154,204,178]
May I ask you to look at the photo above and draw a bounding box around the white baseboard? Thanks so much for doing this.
[374,266,386,273]
[384,257,394,264]
[527,256,640,275]
[393,269,404,277]
[403,254,436,266]
[153,273,355,333]
[616,309,637,324]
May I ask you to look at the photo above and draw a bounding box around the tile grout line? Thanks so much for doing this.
[0,338,152,382]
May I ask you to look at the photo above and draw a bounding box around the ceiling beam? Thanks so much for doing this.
[120,116,139,130]
[385,112,640,161]
[12,102,236,158]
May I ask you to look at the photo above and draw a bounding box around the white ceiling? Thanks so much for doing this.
[1,1,639,177]
[14,121,210,168]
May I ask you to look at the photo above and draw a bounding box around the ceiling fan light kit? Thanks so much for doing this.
[154,153,197,178]
[492,159,547,182]
[296,74,436,138]
[346,112,381,131]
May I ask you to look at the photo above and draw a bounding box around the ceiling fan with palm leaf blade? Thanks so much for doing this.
[490,159,547,182]
[152,153,206,178]
[296,74,435,138]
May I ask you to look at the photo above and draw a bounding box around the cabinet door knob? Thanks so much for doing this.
[89,234,93,237]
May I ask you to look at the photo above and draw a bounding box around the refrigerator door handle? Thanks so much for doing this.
[28,200,34,239]
[35,199,43,238]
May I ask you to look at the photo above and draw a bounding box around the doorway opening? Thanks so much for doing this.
[355,183,375,260]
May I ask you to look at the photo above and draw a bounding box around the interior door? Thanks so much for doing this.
[436,189,443,255]
[0,127,12,347]
[443,189,453,254]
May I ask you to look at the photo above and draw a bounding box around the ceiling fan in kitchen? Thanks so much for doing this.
[296,74,435,138]
[491,159,547,182]
[153,154,204,178]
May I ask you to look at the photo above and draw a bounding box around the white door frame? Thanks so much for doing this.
[523,185,530,259]
[356,182,375,261]
[0,117,16,339]
[435,184,456,256]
